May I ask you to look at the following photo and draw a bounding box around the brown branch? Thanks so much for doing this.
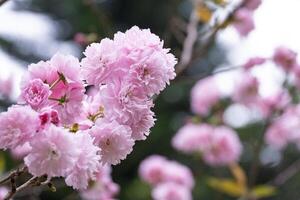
[0,0,9,6]
[175,9,199,76]
[271,159,300,186]
[0,166,27,185]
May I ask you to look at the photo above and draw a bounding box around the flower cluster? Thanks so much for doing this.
[0,26,176,191]
[139,155,194,200]
[172,124,242,166]
[233,0,262,36]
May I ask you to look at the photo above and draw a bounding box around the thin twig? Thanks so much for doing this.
[271,159,300,186]
[0,166,27,185]
[0,0,9,6]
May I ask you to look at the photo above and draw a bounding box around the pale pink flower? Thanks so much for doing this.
[0,106,40,150]
[24,125,79,177]
[65,132,101,190]
[0,187,9,200]
[80,165,119,200]
[10,142,32,160]
[164,161,194,189]
[190,77,220,116]
[20,78,51,110]
[273,46,298,71]
[81,39,117,86]
[90,119,134,165]
[0,75,13,98]
[139,155,194,189]
[202,126,242,166]
[152,183,192,200]
[233,73,259,106]
[244,0,262,11]
[172,123,214,153]
[265,106,300,149]
[233,8,255,36]
[139,155,168,185]
[257,90,290,118]
[99,81,155,140]
[243,57,266,70]
[74,32,88,46]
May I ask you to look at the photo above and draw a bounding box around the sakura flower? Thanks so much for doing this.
[244,0,262,11]
[233,8,255,37]
[152,183,192,200]
[139,155,168,185]
[0,187,9,200]
[20,78,51,110]
[164,161,194,189]
[233,73,259,106]
[24,125,79,177]
[81,39,117,86]
[243,57,266,70]
[273,46,298,71]
[0,105,40,150]
[65,132,101,190]
[10,142,32,160]
[172,123,214,153]
[191,77,220,116]
[80,165,119,200]
[0,75,13,98]
[90,119,134,165]
[39,107,60,129]
[202,126,242,166]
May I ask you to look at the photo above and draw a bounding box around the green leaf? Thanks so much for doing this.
[207,177,246,197]
[251,185,277,199]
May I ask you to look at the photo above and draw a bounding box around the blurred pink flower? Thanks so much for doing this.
[190,77,220,116]
[273,46,298,71]
[10,142,32,160]
[172,123,214,153]
[80,165,119,200]
[152,182,192,200]
[139,155,194,189]
[0,75,13,98]
[202,126,242,166]
[0,187,9,200]
[0,105,40,150]
[233,8,255,37]
[244,0,262,11]
[74,32,88,46]
[233,73,259,106]
[243,57,266,70]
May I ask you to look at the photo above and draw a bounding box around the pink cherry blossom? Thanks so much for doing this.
[0,187,9,200]
[172,123,214,153]
[20,78,51,110]
[0,75,13,98]
[233,8,255,37]
[152,183,192,200]
[265,106,300,149]
[90,119,134,165]
[81,39,118,86]
[0,105,40,150]
[39,107,60,129]
[233,73,259,106]
[243,57,266,70]
[10,142,32,160]
[139,155,168,185]
[202,126,242,166]
[80,165,119,200]
[65,132,101,190]
[190,77,220,116]
[273,46,298,71]
[24,125,79,177]
[244,0,262,11]
[139,155,194,189]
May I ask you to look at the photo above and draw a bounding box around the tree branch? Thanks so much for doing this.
[0,0,9,6]
[271,159,300,186]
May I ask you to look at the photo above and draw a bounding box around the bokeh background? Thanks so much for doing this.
[1,0,300,199]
